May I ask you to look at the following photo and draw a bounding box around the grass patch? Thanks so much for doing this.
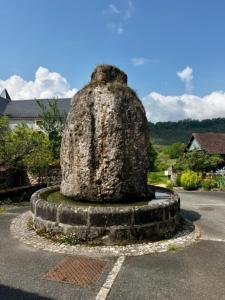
[0,207,5,214]
[167,245,184,252]
[27,217,34,230]
[147,171,168,185]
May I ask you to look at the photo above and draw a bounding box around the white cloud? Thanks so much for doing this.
[177,66,194,93]
[124,0,135,20]
[103,0,134,35]
[142,91,225,123]
[0,66,77,100]
[131,57,159,66]
[131,57,148,66]
[117,23,124,34]
[103,4,120,15]
[108,22,124,35]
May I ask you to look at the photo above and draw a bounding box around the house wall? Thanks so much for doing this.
[8,119,40,130]
[189,138,201,151]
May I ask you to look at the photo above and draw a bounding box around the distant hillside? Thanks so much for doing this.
[149,118,225,145]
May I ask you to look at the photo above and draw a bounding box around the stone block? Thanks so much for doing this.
[89,209,132,227]
[164,206,170,220]
[158,220,176,235]
[59,207,88,226]
[35,201,57,222]
[134,207,164,225]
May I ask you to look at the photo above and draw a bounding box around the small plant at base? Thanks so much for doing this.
[166,181,174,191]
[58,233,81,245]
[36,229,53,240]
[27,217,34,230]
[0,207,5,214]
[160,231,174,240]
[35,228,81,245]
[167,245,184,252]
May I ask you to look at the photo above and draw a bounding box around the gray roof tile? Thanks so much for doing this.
[3,98,71,118]
[0,97,10,115]
[0,89,11,100]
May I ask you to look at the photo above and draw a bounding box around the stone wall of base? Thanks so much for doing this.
[31,186,180,244]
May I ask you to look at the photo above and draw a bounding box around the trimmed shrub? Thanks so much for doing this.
[201,178,217,191]
[175,174,181,187]
[180,170,202,190]
[214,176,225,191]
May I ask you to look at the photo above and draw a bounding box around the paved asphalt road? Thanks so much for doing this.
[0,191,225,300]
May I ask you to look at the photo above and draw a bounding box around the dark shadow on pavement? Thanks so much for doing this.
[181,209,202,222]
[0,284,54,300]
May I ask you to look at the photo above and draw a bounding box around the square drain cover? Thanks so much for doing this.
[44,256,107,287]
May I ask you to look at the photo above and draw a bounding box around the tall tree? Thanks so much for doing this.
[175,149,223,172]
[165,142,186,159]
[0,119,52,180]
[37,99,66,160]
[148,141,158,171]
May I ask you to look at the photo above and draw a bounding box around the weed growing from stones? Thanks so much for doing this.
[0,207,5,214]
[58,233,81,245]
[31,223,82,246]
[167,245,184,252]
[27,217,34,230]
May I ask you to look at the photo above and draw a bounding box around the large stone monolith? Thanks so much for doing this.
[60,65,149,202]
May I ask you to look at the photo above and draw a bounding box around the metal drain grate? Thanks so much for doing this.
[44,256,107,287]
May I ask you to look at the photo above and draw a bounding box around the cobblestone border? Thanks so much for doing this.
[10,211,200,257]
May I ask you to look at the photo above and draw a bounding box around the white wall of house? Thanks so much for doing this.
[8,119,40,130]
[189,138,201,151]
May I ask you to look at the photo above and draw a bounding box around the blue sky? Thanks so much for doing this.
[1,0,225,122]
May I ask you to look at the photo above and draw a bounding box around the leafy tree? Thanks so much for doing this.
[147,141,158,171]
[149,118,225,145]
[151,144,176,171]
[37,99,66,159]
[0,116,11,156]
[165,142,185,159]
[0,115,9,135]
[0,116,11,165]
[21,130,52,178]
[175,149,223,172]
[0,120,52,179]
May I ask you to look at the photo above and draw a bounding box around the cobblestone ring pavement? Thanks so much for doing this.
[10,210,200,257]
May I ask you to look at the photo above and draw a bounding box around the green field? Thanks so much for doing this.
[147,171,168,185]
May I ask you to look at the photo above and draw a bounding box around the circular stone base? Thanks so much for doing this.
[10,211,200,257]
[31,186,180,245]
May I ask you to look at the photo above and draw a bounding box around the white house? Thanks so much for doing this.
[186,132,225,155]
[0,89,71,129]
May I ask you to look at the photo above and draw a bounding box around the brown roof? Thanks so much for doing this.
[188,133,225,154]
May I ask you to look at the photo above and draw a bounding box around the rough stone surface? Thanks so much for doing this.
[60,65,149,202]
